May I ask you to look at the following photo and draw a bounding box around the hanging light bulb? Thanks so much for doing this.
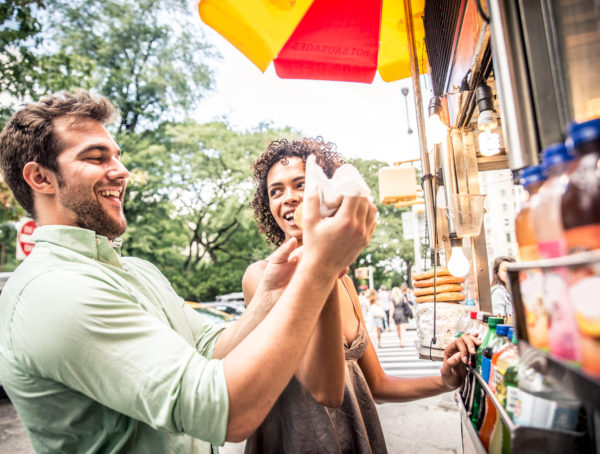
[447,239,470,277]
[478,129,501,156]
[476,83,501,156]
[427,96,447,147]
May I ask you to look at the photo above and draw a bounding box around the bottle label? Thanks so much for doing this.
[519,269,549,350]
[505,385,519,418]
[569,271,600,375]
[481,356,492,383]
[513,389,580,431]
[546,268,581,363]
[538,238,567,259]
[513,389,555,429]
[564,223,600,254]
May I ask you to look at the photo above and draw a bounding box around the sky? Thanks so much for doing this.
[192,22,431,165]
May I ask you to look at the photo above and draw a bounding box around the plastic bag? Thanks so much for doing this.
[305,154,371,217]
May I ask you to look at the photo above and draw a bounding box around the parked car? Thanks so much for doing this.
[184,301,236,325]
[204,292,245,319]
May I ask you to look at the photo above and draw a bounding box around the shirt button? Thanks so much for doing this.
[96,238,101,244]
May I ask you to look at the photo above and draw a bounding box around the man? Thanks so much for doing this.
[0,91,378,453]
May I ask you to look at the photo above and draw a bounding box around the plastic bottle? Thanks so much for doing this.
[479,324,509,450]
[503,351,521,421]
[531,142,581,364]
[477,317,504,379]
[561,117,600,376]
[470,313,490,429]
[494,330,520,407]
[532,142,574,259]
[515,165,546,262]
[488,325,512,388]
[454,310,474,338]
[513,365,581,431]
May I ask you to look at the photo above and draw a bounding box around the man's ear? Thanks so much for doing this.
[23,162,58,195]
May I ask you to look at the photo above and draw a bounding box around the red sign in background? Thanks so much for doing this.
[18,219,37,257]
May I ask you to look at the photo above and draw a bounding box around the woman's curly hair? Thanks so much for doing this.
[251,137,344,246]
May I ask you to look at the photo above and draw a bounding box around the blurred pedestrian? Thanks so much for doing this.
[391,286,411,347]
[366,289,385,348]
[378,285,391,331]
[491,256,517,317]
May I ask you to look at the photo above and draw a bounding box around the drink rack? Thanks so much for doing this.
[455,250,600,454]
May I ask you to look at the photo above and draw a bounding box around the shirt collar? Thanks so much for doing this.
[31,225,123,267]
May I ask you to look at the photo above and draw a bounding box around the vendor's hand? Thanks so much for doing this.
[301,186,377,277]
[440,334,480,390]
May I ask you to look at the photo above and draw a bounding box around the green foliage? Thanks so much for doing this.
[0,0,45,98]
[119,120,295,300]
[46,0,215,132]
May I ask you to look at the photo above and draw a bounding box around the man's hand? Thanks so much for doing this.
[439,334,480,390]
[301,185,377,278]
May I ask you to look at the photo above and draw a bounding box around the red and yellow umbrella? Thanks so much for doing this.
[198,0,427,84]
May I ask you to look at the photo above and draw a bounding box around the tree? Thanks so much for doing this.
[1,0,46,110]
[120,119,296,300]
[45,0,215,133]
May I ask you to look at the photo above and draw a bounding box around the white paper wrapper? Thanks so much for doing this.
[305,154,371,217]
[415,302,469,349]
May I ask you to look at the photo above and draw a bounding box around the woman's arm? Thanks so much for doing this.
[354,295,478,402]
[491,286,506,316]
[243,262,345,408]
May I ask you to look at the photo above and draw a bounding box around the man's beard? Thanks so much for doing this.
[58,180,127,240]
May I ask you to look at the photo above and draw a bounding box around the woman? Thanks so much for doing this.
[243,137,478,454]
[491,256,516,317]
[365,289,384,348]
[391,286,410,348]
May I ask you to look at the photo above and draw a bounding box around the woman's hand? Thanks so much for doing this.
[439,334,480,390]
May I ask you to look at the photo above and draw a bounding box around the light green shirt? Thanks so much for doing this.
[0,226,229,453]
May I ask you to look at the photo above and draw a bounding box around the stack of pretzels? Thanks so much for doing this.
[412,267,465,303]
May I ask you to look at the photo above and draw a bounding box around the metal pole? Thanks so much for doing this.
[402,0,437,252]
[487,0,539,170]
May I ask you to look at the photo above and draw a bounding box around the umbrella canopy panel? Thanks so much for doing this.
[198,0,428,83]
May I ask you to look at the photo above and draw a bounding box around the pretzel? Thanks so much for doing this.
[416,292,465,303]
[412,267,450,281]
[413,284,464,296]
[413,276,466,288]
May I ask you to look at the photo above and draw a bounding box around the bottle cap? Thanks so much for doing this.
[541,142,574,174]
[488,317,504,328]
[520,165,546,188]
[482,314,490,323]
[496,324,510,336]
[508,327,514,340]
[470,311,478,319]
[567,117,600,153]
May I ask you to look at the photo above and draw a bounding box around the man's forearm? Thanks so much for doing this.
[222,258,338,441]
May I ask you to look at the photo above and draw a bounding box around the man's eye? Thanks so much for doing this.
[86,156,102,162]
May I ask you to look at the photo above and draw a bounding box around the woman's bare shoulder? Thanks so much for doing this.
[243,260,268,282]
[242,260,268,305]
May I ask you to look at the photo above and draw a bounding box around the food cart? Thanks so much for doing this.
[197,1,599,452]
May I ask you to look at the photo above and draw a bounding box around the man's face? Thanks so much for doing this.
[52,117,129,239]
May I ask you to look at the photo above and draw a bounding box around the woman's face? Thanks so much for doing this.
[498,261,510,285]
[267,156,305,243]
